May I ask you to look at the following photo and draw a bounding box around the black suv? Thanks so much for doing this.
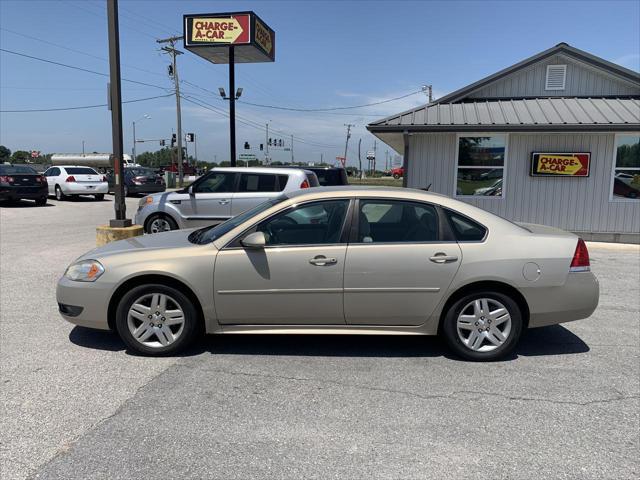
[297,167,348,186]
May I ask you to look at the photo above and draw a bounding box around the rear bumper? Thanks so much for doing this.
[0,185,48,200]
[128,184,166,194]
[61,183,109,195]
[524,271,600,328]
[56,276,113,330]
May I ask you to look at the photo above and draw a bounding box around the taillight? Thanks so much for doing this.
[300,179,310,189]
[36,175,47,183]
[0,175,14,184]
[102,175,107,182]
[66,176,76,183]
[570,238,590,272]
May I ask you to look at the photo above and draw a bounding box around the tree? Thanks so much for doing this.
[0,145,10,162]
[10,150,30,163]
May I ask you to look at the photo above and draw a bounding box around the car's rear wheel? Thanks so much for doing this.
[393,173,400,179]
[55,185,66,201]
[442,291,522,361]
[94,193,104,201]
[35,197,47,206]
[115,284,199,356]
[146,214,178,234]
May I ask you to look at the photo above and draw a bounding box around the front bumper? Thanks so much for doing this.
[525,271,600,328]
[61,183,109,195]
[56,276,113,330]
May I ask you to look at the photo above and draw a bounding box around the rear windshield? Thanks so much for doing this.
[65,167,98,175]
[306,172,320,187]
[0,165,37,174]
[189,197,287,245]
[311,169,347,186]
[127,168,155,176]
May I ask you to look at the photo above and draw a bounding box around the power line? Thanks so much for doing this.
[0,93,174,113]
[237,90,423,112]
[0,27,169,80]
[0,48,171,91]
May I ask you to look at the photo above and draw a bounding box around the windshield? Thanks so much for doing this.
[0,165,37,174]
[127,168,155,176]
[188,196,287,245]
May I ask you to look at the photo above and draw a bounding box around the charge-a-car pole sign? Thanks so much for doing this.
[184,12,275,167]
[530,152,591,177]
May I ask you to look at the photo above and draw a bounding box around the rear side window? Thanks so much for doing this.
[238,173,283,192]
[65,167,98,175]
[358,200,439,243]
[0,165,37,174]
[445,210,487,241]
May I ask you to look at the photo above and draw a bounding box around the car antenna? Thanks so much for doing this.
[420,183,432,191]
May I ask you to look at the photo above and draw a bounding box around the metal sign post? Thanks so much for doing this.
[106,0,130,228]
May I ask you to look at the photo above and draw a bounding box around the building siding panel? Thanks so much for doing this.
[467,54,640,99]
[407,132,640,234]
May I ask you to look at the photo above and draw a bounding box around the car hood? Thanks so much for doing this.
[80,228,199,260]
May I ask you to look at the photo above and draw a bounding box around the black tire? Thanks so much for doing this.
[55,185,66,201]
[94,193,105,201]
[115,283,200,356]
[145,213,178,234]
[35,197,47,206]
[442,290,523,361]
[393,173,400,179]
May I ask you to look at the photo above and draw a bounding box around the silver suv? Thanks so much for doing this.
[135,167,319,233]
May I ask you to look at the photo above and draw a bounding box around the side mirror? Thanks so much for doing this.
[241,231,266,249]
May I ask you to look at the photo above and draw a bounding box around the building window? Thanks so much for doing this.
[455,135,506,197]
[612,135,640,200]
[545,65,567,90]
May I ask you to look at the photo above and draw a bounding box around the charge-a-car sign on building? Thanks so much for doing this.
[368,43,640,243]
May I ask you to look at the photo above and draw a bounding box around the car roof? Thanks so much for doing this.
[210,167,311,174]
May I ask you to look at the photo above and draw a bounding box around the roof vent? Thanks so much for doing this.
[545,64,567,90]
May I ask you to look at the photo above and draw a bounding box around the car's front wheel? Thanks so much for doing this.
[145,213,178,234]
[115,284,199,355]
[442,291,523,361]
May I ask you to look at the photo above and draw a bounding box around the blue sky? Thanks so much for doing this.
[1,0,639,166]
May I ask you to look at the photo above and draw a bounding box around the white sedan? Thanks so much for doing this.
[43,166,108,201]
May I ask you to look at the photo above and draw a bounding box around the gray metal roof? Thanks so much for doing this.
[367,98,640,132]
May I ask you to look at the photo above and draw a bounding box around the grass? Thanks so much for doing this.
[348,177,403,187]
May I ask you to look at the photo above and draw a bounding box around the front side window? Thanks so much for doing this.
[456,136,506,197]
[357,200,439,243]
[238,173,283,192]
[612,135,640,200]
[194,172,235,193]
[257,200,349,246]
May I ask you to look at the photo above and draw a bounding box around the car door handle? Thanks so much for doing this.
[218,199,230,205]
[429,253,458,263]
[309,256,337,266]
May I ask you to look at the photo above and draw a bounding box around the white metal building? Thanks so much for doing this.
[368,43,640,243]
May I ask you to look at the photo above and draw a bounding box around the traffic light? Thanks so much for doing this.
[168,65,174,77]
[278,139,283,147]
[259,144,263,151]
[268,138,272,146]
[160,139,165,146]
[244,141,250,150]
[185,133,194,142]
[171,133,176,147]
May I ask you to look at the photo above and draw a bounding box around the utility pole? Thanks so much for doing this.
[290,134,294,163]
[343,124,354,166]
[229,46,236,166]
[358,138,362,180]
[157,35,184,186]
[106,0,129,227]
[82,140,85,156]
[265,122,269,164]
[422,84,433,103]
[373,140,377,175]
[385,150,389,171]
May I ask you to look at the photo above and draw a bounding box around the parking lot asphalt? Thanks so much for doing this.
[1,196,639,480]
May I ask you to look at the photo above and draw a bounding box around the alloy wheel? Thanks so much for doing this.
[456,298,512,352]
[127,293,185,348]
[149,217,172,233]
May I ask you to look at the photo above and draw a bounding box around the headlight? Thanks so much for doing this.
[65,260,105,282]
[138,196,153,207]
